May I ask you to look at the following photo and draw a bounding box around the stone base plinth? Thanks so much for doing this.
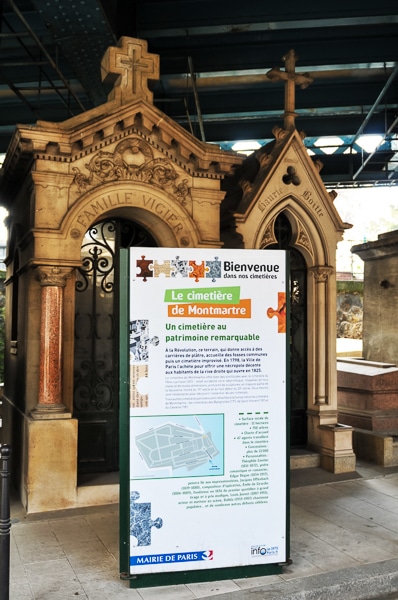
[338,359,398,432]
[319,423,356,474]
[25,417,78,513]
[2,398,120,514]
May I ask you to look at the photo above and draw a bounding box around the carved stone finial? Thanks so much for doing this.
[329,189,338,201]
[267,49,313,131]
[258,153,273,170]
[313,158,324,173]
[101,37,160,105]
[240,179,254,197]
[272,125,290,144]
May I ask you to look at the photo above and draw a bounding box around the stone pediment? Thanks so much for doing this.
[35,100,238,175]
[1,98,240,198]
[228,126,350,234]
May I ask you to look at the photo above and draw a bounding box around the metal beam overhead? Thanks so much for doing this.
[0,0,396,186]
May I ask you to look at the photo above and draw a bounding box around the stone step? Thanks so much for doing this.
[290,451,321,469]
[393,438,398,464]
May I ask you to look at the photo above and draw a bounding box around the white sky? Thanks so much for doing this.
[333,186,398,276]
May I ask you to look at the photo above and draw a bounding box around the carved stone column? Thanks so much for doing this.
[309,265,334,406]
[31,266,73,419]
[306,264,355,473]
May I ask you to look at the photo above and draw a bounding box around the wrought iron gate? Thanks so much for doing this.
[289,249,308,446]
[266,213,308,447]
[74,219,157,473]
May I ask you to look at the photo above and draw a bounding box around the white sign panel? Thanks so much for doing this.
[128,248,287,575]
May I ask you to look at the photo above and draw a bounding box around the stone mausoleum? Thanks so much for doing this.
[0,38,355,513]
[338,230,398,465]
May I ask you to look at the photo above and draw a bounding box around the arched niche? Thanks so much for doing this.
[241,195,331,267]
[237,192,350,465]
[32,182,206,268]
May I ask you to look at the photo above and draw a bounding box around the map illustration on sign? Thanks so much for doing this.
[131,414,224,479]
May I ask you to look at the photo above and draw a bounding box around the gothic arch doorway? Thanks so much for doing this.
[265,212,308,447]
[73,218,157,474]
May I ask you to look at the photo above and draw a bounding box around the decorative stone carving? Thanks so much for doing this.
[36,266,72,288]
[272,125,290,144]
[282,165,301,186]
[267,50,313,131]
[328,189,338,201]
[240,179,254,197]
[310,265,334,283]
[101,37,160,105]
[239,153,274,204]
[258,153,273,170]
[296,219,314,258]
[313,158,324,173]
[72,137,190,203]
[260,219,278,248]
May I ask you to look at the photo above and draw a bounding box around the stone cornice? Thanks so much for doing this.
[1,101,241,194]
[352,230,398,261]
[0,129,35,202]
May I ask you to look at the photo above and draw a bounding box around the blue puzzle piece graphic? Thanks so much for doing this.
[205,258,221,281]
[129,321,159,362]
[130,491,163,546]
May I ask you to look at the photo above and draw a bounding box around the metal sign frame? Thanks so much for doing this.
[119,248,290,588]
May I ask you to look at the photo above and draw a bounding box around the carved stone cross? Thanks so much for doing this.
[267,49,313,131]
[101,37,160,105]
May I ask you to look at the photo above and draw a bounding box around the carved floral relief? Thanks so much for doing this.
[71,137,190,204]
[296,218,314,259]
[260,219,278,248]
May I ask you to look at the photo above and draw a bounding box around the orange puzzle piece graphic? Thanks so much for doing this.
[267,292,286,333]
[189,260,208,282]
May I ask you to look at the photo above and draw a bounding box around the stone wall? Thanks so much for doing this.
[352,230,398,364]
[336,282,363,339]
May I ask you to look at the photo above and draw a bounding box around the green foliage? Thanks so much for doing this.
[337,281,363,295]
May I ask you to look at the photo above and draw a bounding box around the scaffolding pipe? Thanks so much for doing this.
[188,56,206,142]
[352,65,398,180]
[6,0,86,112]
[353,113,398,181]
[1,14,79,114]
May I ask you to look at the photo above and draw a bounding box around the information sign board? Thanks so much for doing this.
[121,248,289,585]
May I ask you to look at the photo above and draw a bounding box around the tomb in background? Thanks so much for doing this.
[338,230,398,465]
